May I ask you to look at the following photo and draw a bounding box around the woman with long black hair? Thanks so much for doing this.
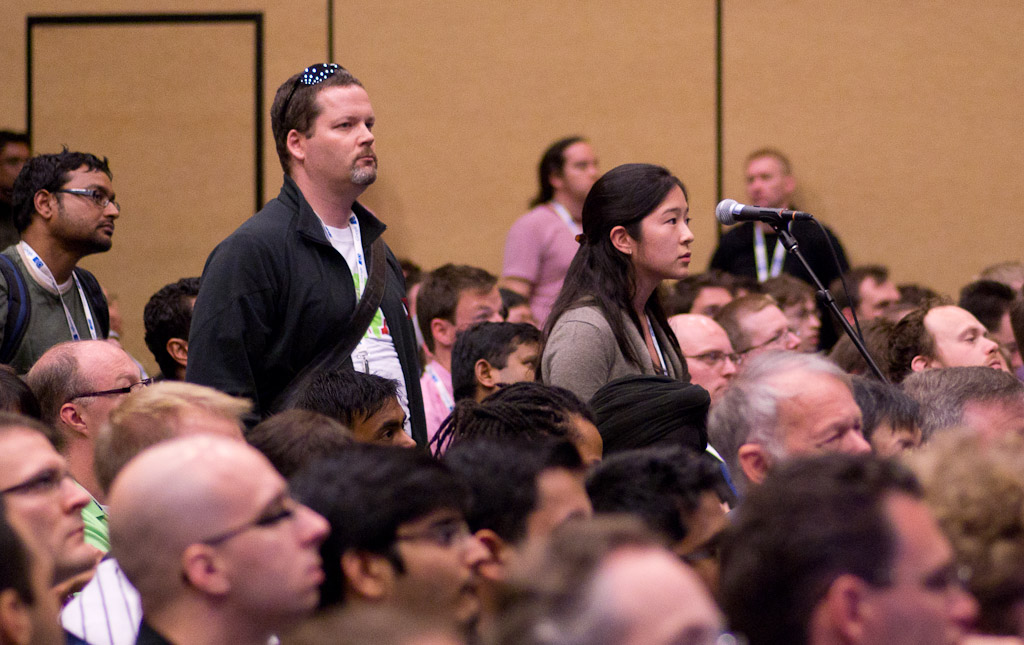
[541,163,693,401]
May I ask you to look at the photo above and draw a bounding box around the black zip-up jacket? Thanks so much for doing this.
[186,175,426,445]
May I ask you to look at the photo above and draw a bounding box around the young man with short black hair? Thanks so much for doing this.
[450,322,541,402]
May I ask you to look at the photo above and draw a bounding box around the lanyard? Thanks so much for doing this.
[646,315,667,375]
[753,225,786,283]
[550,201,582,236]
[18,242,98,341]
[425,363,455,413]
[321,212,367,298]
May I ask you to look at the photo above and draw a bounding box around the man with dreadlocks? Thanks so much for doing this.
[431,382,602,465]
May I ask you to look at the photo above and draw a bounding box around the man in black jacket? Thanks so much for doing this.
[187,64,427,443]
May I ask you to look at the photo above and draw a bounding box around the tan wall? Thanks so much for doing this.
[2,1,1022,372]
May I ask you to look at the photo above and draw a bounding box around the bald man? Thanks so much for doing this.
[108,435,329,645]
[669,314,739,405]
[62,382,249,645]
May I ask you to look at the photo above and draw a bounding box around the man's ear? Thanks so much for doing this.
[0,588,31,645]
[166,338,189,370]
[910,354,934,373]
[473,528,511,583]
[737,443,772,486]
[285,129,307,165]
[340,550,395,602]
[430,318,456,350]
[58,403,89,438]
[814,574,871,644]
[32,190,57,223]
[608,225,636,257]
[475,359,498,389]
[181,544,230,596]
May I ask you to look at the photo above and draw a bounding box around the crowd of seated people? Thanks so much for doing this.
[3,61,1024,645]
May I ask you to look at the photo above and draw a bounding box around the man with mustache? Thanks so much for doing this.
[187,64,425,443]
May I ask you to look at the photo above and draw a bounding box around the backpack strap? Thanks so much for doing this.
[0,254,30,364]
[72,267,110,339]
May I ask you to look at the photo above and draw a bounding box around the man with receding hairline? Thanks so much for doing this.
[108,435,328,645]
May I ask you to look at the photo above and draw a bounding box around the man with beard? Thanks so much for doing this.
[1,150,114,373]
[187,64,425,442]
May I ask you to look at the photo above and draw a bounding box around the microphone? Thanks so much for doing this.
[715,199,814,226]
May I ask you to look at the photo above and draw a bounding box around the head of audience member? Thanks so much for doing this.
[450,322,541,403]
[287,605,464,645]
[720,454,977,645]
[11,149,116,253]
[662,270,736,318]
[978,261,1024,292]
[668,314,738,404]
[93,381,249,497]
[417,265,503,371]
[285,369,413,448]
[901,366,1024,442]
[828,317,896,378]
[849,376,922,456]
[246,410,353,478]
[291,444,487,635]
[913,431,1024,638]
[889,283,942,321]
[0,366,41,419]
[708,351,869,494]
[762,274,821,352]
[26,340,143,502]
[0,496,64,645]
[498,288,537,327]
[443,437,589,632]
[745,148,795,210]
[270,63,370,179]
[586,446,728,594]
[589,375,710,456]
[715,294,800,364]
[0,413,93,587]
[889,300,1005,383]
[143,276,200,380]
[958,279,1021,370]
[544,163,690,372]
[0,132,30,204]
[495,516,722,645]
[109,435,329,645]
[434,382,602,465]
[530,136,599,211]
[830,265,901,325]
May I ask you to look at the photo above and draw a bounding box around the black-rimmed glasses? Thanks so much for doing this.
[55,188,120,212]
[685,350,741,368]
[0,467,73,496]
[68,377,153,402]
[280,63,342,119]
[201,499,298,545]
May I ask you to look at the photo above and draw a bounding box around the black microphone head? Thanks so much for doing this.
[716,199,740,226]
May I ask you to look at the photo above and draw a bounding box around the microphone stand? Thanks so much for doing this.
[772,224,890,383]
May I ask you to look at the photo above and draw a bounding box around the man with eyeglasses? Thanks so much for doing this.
[291,444,488,639]
[3,149,116,374]
[108,434,329,645]
[0,413,98,596]
[26,340,147,553]
[669,313,739,405]
[714,293,801,365]
[187,64,425,443]
[719,454,979,645]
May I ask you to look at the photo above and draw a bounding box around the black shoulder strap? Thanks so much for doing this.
[0,254,30,364]
[272,236,389,412]
[71,267,110,339]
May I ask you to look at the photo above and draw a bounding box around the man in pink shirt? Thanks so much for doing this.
[417,265,504,440]
[502,137,600,325]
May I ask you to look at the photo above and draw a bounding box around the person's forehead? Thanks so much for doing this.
[924,306,984,337]
[456,286,499,308]
[561,141,594,164]
[78,345,139,382]
[0,430,63,486]
[1,142,29,157]
[314,84,373,117]
[746,156,784,176]
[62,166,112,189]
[742,305,788,332]
[399,507,462,531]
[677,322,732,354]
